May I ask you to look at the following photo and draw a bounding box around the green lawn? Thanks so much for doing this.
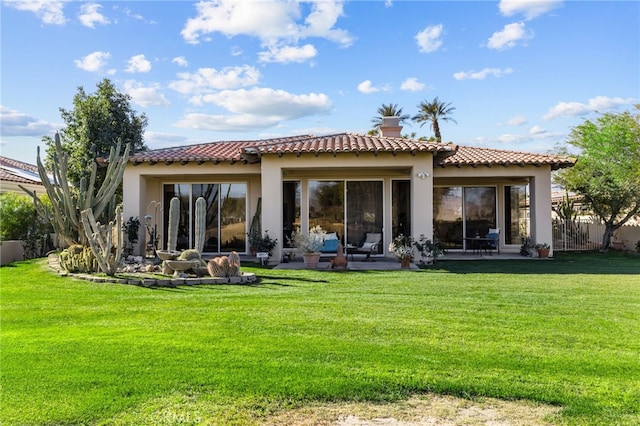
[1,252,639,425]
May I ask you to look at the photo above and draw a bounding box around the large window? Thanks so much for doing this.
[505,185,529,245]
[283,181,301,248]
[434,186,497,250]
[305,180,383,252]
[163,183,246,253]
[392,180,411,238]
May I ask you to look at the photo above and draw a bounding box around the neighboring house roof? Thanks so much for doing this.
[440,146,576,170]
[128,132,575,170]
[0,156,44,186]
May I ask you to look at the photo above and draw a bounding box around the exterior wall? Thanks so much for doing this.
[124,154,557,259]
[123,162,261,255]
[434,164,554,254]
[260,151,433,261]
[0,240,24,266]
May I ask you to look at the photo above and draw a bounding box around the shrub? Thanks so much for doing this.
[0,193,39,241]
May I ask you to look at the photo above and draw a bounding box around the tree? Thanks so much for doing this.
[411,97,457,142]
[371,103,410,130]
[555,106,640,252]
[44,78,148,188]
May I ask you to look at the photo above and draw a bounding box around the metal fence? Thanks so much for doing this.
[552,219,605,251]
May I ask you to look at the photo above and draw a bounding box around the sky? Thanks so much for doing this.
[1,0,638,165]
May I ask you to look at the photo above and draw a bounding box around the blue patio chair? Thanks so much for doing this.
[483,228,500,255]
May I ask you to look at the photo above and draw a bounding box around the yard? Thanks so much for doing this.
[1,252,639,425]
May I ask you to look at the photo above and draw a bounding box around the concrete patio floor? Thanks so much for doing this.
[269,251,539,270]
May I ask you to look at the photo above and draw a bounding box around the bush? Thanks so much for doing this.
[0,192,54,258]
[0,192,38,241]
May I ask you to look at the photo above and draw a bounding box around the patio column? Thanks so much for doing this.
[530,170,553,256]
[123,167,145,256]
[260,157,283,262]
[411,161,434,241]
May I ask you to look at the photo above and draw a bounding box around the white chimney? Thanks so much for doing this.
[379,116,402,137]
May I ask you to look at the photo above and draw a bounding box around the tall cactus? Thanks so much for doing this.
[194,196,206,252]
[167,196,180,251]
[80,205,123,276]
[20,132,130,247]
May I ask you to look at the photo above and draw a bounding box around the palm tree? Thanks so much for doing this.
[412,97,457,142]
[371,103,410,130]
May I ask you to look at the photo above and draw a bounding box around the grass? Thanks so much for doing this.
[1,252,639,425]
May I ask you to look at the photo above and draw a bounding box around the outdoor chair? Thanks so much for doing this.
[355,232,382,261]
[483,228,500,255]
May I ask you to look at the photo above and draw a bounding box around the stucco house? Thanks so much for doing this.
[123,118,575,260]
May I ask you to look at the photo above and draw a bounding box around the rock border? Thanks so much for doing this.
[47,253,257,287]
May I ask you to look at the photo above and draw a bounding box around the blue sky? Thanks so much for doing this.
[1,0,638,164]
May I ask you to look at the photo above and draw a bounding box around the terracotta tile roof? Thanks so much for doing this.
[244,133,453,156]
[0,156,43,185]
[129,133,454,164]
[128,133,575,170]
[440,145,576,170]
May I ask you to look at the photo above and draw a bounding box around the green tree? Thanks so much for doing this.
[556,106,640,252]
[411,97,457,142]
[43,78,148,188]
[371,103,410,130]
[0,192,37,241]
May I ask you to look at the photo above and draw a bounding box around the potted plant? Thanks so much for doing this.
[389,234,414,268]
[248,229,278,258]
[413,234,444,265]
[535,242,551,258]
[289,225,326,268]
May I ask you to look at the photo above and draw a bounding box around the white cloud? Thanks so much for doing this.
[453,67,513,80]
[125,54,152,73]
[0,105,57,136]
[504,116,527,127]
[4,0,67,25]
[175,113,282,132]
[415,24,444,53]
[181,0,352,60]
[174,87,332,132]
[78,3,110,28]
[123,81,170,107]
[357,80,382,94]
[74,51,114,73]
[197,88,332,118]
[499,0,562,20]
[258,44,317,63]
[400,77,425,92]
[172,56,188,67]
[143,131,191,149]
[543,96,636,120]
[529,125,546,135]
[169,66,261,97]
[230,45,243,56]
[487,22,533,50]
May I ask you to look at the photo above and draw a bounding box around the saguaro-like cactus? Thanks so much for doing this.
[194,196,206,253]
[80,205,123,276]
[20,132,130,247]
[167,196,180,251]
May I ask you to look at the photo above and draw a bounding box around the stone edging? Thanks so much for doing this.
[47,253,257,287]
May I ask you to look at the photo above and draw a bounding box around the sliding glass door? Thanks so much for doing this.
[163,183,246,253]
[434,186,497,250]
[305,180,383,252]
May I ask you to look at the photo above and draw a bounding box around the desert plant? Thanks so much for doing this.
[58,244,97,273]
[207,251,242,278]
[123,216,140,256]
[248,229,278,255]
[167,197,180,251]
[80,205,123,275]
[194,196,206,252]
[20,132,130,247]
